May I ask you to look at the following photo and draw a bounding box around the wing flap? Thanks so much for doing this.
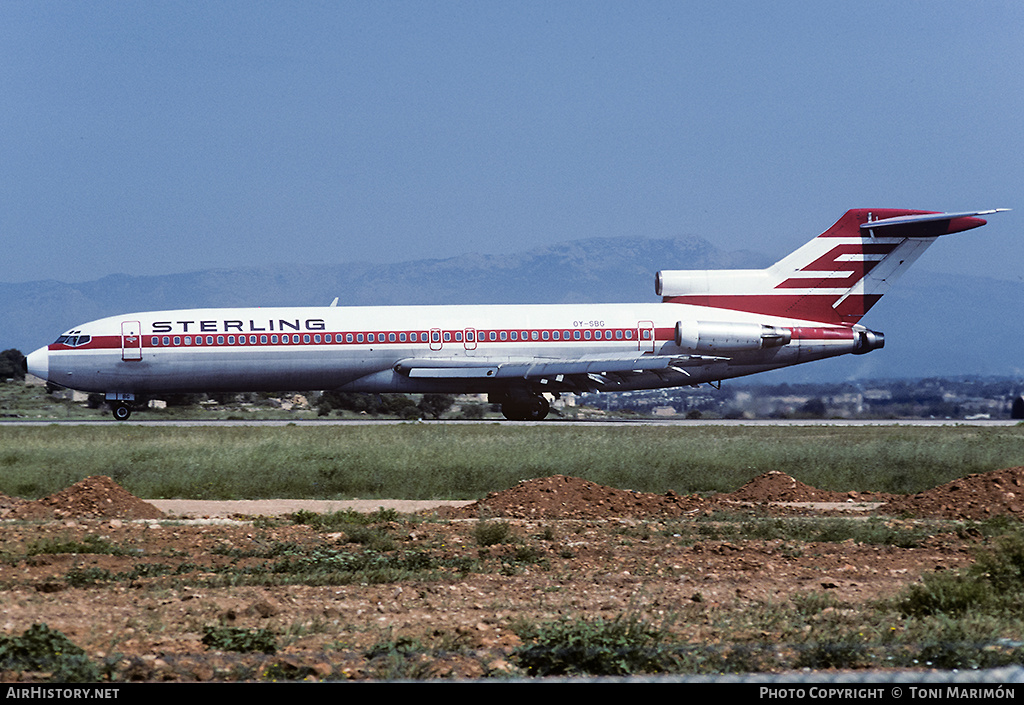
[394,354,726,381]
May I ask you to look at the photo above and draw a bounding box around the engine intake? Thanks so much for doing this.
[675,320,792,353]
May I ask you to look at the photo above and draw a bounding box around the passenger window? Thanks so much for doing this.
[314,334,321,343]
[303,334,311,343]
[388,333,396,342]
[217,336,225,345]
[500,331,507,341]
[261,335,268,344]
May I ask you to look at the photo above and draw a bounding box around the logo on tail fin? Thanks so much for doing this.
[657,208,1007,325]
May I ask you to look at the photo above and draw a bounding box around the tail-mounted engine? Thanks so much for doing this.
[675,320,792,353]
[853,329,885,355]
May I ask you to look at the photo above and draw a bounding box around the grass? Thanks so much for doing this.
[3,419,1024,679]
[685,514,945,548]
[1,423,1023,501]
[5,503,1024,679]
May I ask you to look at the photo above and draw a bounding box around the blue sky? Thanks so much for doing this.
[2,1,1020,285]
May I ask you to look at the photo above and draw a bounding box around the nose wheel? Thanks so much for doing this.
[112,404,132,421]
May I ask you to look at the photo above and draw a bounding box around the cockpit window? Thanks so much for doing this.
[55,335,91,347]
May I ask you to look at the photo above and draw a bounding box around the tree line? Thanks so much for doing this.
[0,349,24,380]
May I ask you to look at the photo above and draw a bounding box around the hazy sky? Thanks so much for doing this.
[2,1,1020,285]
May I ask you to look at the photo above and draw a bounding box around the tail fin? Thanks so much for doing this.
[656,208,1007,325]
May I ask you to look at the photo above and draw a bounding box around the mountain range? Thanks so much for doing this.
[2,235,1020,382]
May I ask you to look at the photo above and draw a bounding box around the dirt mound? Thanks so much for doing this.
[0,492,31,518]
[878,466,1024,521]
[719,471,894,504]
[448,474,707,519]
[8,476,165,521]
[9,468,1024,524]
[445,471,909,520]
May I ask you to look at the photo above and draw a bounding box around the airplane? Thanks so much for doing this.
[25,207,1008,421]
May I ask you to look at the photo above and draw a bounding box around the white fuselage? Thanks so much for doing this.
[27,301,864,398]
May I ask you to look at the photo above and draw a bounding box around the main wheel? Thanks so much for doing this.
[500,395,549,421]
[112,404,132,421]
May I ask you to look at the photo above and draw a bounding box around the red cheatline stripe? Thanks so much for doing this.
[49,322,858,352]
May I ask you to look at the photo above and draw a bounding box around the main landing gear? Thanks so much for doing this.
[111,403,132,421]
[498,394,550,421]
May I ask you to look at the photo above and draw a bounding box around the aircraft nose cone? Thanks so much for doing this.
[26,346,49,381]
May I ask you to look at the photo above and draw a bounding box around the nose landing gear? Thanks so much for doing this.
[105,393,136,421]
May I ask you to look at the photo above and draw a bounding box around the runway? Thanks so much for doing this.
[2,417,1021,427]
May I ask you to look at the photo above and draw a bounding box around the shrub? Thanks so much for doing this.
[898,570,994,617]
[292,507,399,529]
[474,520,514,546]
[201,625,278,654]
[513,614,676,676]
[897,529,1024,617]
[793,638,869,670]
[0,623,100,682]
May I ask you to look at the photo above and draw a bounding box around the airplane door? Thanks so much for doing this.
[464,328,477,353]
[122,321,143,361]
[429,328,443,351]
[638,320,655,353]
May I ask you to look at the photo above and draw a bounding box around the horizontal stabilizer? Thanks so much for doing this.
[859,209,1010,236]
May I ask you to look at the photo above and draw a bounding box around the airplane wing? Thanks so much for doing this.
[393,353,726,392]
